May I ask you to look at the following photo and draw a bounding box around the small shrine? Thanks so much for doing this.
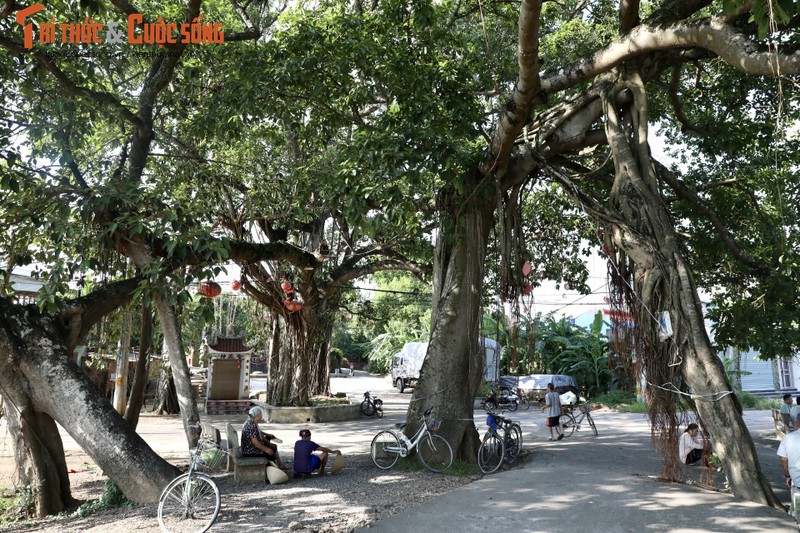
[205,336,254,414]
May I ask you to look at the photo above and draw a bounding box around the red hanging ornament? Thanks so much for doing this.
[197,281,222,298]
[281,275,294,293]
[284,299,303,313]
[231,280,241,291]
[523,282,532,295]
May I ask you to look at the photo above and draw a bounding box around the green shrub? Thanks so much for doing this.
[591,390,637,406]
[736,391,780,410]
[72,479,130,518]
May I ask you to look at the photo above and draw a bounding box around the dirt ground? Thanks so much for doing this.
[0,377,791,532]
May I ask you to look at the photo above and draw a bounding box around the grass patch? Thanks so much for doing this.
[614,401,649,413]
[310,396,350,407]
[0,484,34,525]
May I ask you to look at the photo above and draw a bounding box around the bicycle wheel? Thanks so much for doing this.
[508,400,518,411]
[360,399,376,416]
[418,434,454,473]
[587,413,598,436]
[519,397,530,411]
[158,473,220,533]
[478,432,505,474]
[503,423,523,463]
[371,430,401,469]
[559,413,576,438]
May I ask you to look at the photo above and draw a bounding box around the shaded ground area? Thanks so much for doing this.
[0,376,795,532]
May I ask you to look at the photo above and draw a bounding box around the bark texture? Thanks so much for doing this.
[408,176,498,461]
[0,300,179,513]
[597,69,780,507]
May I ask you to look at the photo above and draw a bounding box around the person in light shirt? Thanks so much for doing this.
[778,430,800,517]
[679,423,710,466]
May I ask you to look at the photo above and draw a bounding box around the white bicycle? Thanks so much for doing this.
[370,409,454,473]
[158,431,227,533]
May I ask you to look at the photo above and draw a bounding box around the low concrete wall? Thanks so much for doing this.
[264,403,361,424]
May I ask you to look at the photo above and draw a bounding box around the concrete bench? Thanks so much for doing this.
[225,423,269,482]
[201,422,221,446]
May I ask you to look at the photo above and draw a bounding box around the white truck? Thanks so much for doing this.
[391,338,499,393]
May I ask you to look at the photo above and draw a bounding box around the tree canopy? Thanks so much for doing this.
[1,0,799,513]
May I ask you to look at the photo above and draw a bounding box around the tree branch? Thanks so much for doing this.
[0,35,143,128]
[486,0,542,178]
[668,64,709,135]
[59,277,143,351]
[654,161,771,275]
[541,17,800,95]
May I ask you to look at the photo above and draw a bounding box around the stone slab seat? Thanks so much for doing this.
[225,423,269,482]
[201,422,221,446]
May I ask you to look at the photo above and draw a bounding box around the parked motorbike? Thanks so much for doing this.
[483,387,528,411]
[360,391,384,418]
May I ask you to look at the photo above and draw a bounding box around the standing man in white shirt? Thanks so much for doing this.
[778,430,800,517]
[541,383,563,441]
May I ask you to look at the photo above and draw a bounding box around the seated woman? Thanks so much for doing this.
[293,429,340,476]
[241,406,286,469]
[679,423,711,466]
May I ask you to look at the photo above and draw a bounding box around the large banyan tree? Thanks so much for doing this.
[408,0,799,508]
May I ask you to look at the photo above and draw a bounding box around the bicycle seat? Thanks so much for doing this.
[394,423,407,430]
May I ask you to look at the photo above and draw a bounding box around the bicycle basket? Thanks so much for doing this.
[200,446,226,469]
[578,404,591,414]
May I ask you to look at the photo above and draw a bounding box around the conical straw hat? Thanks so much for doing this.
[331,454,345,474]
[266,465,289,484]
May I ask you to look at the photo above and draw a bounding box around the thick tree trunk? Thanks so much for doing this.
[125,306,153,429]
[0,300,179,514]
[152,295,200,444]
[409,178,498,461]
[266,315,281,402]
[127,244,199,444]
[601,71,781,508]
[4,397,75,516]
[308,313,332,397]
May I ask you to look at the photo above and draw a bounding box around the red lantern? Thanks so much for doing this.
[231,280,241,291]
[284,299,303,312]
[523,282,532,295]
[280,276,293,293]
[197,281,222,298]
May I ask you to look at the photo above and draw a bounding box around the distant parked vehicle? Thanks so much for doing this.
[392,338,499,393]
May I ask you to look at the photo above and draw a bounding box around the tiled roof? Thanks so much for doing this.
[207,337,253,354]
